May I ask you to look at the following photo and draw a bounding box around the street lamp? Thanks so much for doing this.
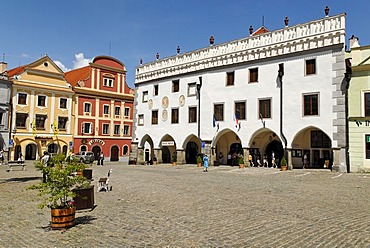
[196,77,202,139]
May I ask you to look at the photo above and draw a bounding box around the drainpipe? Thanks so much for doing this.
[278,64,288,163]
[196,77,202,140]
[344,59,352,173]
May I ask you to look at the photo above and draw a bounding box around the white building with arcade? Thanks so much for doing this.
[131,9,348,172]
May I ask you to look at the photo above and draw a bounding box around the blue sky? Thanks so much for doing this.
[2,0,369,88]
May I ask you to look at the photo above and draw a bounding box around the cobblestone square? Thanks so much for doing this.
[0,162,369,247]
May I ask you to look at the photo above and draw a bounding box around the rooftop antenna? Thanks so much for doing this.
[262,15,265,27]
[2,53,5,62]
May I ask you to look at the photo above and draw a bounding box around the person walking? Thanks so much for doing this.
[41,151,50,183]
[99,152,104,166]
[203,154,209,172]
[303,153,308,169]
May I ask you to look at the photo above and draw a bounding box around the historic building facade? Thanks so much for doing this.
[65,56,134,162]
[0,62,12,160]
[132,10,348,171]
[347,37,370,172]
[7,56,74,161]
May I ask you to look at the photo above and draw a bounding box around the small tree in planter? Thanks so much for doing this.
[239,155,245,168]
[153,156,158,165]
[28,154,90,229]
[172,153,177,166]
[197,155,202,167]
[280,156,288,171]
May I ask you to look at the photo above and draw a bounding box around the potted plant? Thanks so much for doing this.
[172,153,177,166]
[197,155,202,167]
[28,154,90,229]
[280,156,288,171]
[239,155,245,168]
[153,156,157,165]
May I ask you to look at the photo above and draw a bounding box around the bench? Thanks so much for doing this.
[7,161,26,171]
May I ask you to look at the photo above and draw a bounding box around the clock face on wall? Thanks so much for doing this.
[179,95,185,107]
[148,99,153,110]
[162,109,168,121]
[162,96,169,109]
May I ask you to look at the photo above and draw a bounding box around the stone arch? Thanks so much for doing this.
[159,134,176,163]
[182,134,201,164]
[212,128,242,165]
[291,126,332,169]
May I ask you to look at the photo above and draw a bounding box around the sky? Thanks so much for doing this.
[1,0,370,88]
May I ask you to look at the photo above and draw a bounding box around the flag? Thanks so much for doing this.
[234,113,239,128]
[53,120,59,136]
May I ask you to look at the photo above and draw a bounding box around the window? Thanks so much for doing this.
[189,107,197,123]
[102,124,109,134]
[311,130,331,148]
[152,110,158,125]
[114,125,120,135]
[235,102,246,120]
[259,99,271,118]
[305,59,316,75]
[124,107,130,117]
[115,106,121,116]
[37,95,46,107]
[142,91,148,102]
[82,123,92,134]
[138,114,144,126]
[366,135,370,159]
[304,94,318,116]
[292,149,303,157]
[18,93,27,105]
[103,77,113,87]
[365,93,370,116]
[154,85,159,96]
[123,125,130,135]
[249,68,258,83]
[16,113,27,128]
[58,117,68,130]
[226,72,234,86]
[60,98,67,109]
[84,102,91,113]
[123,145,129,155]
[214,104,224,121]
[35,114,47,129]
[171,108,179,124]
[172,80,179,92]
[188,83,197,96]
[103,105,110,115]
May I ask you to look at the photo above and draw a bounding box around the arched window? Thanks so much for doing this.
[80,145,87,152]
[123,145,129,155]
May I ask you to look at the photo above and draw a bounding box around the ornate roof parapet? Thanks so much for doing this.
[135,13,346,84]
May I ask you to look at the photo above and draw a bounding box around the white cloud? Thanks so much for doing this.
[72,53,91,69]
[54,60,69,72]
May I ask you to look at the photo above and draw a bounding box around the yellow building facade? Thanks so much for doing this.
[8,56,74,161]
[347,38,370,172]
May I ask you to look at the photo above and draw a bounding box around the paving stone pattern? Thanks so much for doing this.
[0,162,369,247]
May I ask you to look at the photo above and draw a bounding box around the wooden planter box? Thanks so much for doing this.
[73,185,95,210]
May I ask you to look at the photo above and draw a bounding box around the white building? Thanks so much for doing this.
[131,11,347,172]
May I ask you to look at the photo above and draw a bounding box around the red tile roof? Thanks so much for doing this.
[65,66,91,87]
[7,66,25,77]
[251,26,269,36]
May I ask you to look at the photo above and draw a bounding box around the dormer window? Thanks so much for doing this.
[103,74,114,87]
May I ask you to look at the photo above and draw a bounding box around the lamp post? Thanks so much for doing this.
[196,77,202,140]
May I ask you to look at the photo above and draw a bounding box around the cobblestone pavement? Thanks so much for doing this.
[0,162,369,247]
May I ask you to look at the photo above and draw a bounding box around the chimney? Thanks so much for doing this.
[349,35,360,49]
[0,62,7,74]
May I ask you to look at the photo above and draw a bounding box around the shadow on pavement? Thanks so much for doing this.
[0,176,41,183]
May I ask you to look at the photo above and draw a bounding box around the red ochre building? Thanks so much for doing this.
[65,56,134,162]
